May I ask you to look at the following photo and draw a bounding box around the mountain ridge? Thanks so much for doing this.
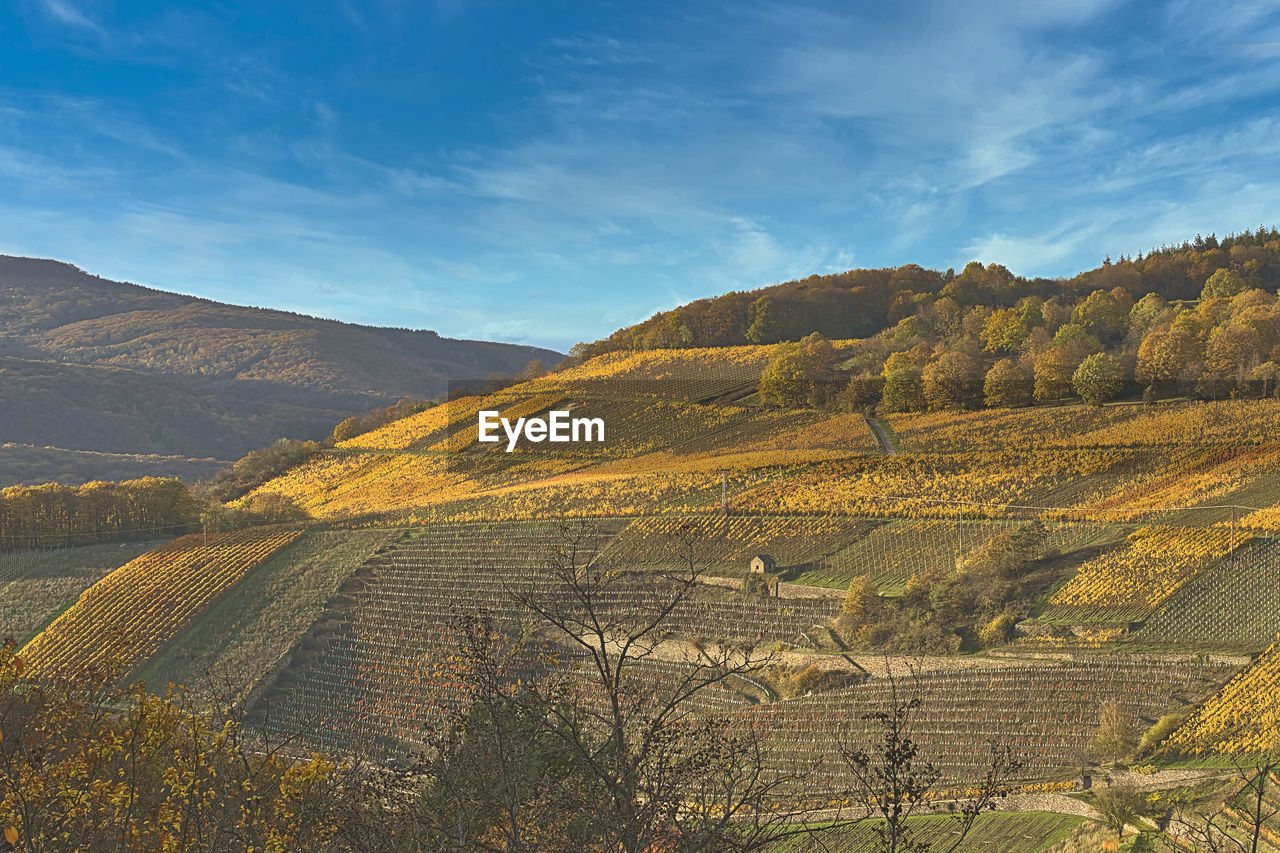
[0,255,561,485]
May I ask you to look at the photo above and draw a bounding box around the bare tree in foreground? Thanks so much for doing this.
[839,660,1022,853]
[1167,752,1280,853]
[418,520,1025,853]
[504,520,829,852]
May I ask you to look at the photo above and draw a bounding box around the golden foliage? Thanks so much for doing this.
[1167,635,1280,754]
[739,451,1130,518]
[0,646,348,851]
[1048,526,1247,610]
[20,528,301,683]
[889,400,1280,451]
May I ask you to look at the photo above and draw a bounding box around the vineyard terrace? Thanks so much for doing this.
[477,410,605,452]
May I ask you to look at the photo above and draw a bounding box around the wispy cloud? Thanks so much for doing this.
[38,0,104,34]
[963,230,1086,275]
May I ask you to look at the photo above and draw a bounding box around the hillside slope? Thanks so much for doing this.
[577,227,1280,356]
[238,345,1280,531]
[19,351,1280,791]
[0,256,560,484]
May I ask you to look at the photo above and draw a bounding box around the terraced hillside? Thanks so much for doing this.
[164,520,1222,792]
[235,345,881,521]
[16,346,1280,850]
[758,656,1234,789]
[20,529,303,682]
[772,812,1084,852]
[1137,536,1280,650]
[259,521,843,754]
[0,541,159,643]
[218,354,1280,662]
[134,529,396,702]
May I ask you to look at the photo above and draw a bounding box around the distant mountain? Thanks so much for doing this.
[0,256,560,485]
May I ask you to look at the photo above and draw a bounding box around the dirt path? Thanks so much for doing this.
[697,574,845,600]
[642,635,1057,682]
[999,792,1099,820]
[866,416,898,455]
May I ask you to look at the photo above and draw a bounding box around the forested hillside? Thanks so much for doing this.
[577,227,1280,411]
[0,256,559,485]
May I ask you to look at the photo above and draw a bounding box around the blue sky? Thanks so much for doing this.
[1,1,1279,352]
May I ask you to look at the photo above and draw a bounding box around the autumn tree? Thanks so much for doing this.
[843,575,878,619]
[759,332,838,406]
[744,295,781,344]
[889,316,929,348]
[202,438,325,502]
[243,491,307,524]
[0,477,203,550]
[1201,267,1249,300]
[887,290,924,325]
[921,349,981,410]
[1072,289,1130,344]
[977,614,1016,648]
[520,358,548,380]
[1252,362,1280,398]
[980,299,1044,355]
[0,642,358,851]
[1051,323,1104,362]
[1072,352,1124,405]
[1090,698,1138,765]
[839,575,879,638]
[983,358,1033,408]
[1032,347,1075,404]
[1127,292,1169,339]
[1093,782,1145,843]
[881,352,925,413]
[1206,320,1263,389]
[1135,323,1201,393]
[841,372,886,411]
[925,296,963,340]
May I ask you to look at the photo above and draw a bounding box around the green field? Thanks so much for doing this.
[768,812,1084,852]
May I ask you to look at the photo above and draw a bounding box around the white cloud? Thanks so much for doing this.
[962,231,1081,276]
[39,0,104,34]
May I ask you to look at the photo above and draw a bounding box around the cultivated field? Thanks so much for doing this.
[15,347,1280,847]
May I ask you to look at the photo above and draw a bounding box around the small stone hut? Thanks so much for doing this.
[745,554,780,596]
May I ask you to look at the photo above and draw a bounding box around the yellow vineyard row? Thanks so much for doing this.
[21,528,302,683]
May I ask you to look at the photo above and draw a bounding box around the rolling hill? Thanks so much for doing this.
[14,346,1279,787]
[0,255,560,485]
[13,235,1280,847]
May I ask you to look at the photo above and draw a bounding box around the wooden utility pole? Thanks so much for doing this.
[1231,505,1237,568]
[720,471,728,516]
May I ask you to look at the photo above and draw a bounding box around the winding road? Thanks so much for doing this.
[866,416,898,456]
